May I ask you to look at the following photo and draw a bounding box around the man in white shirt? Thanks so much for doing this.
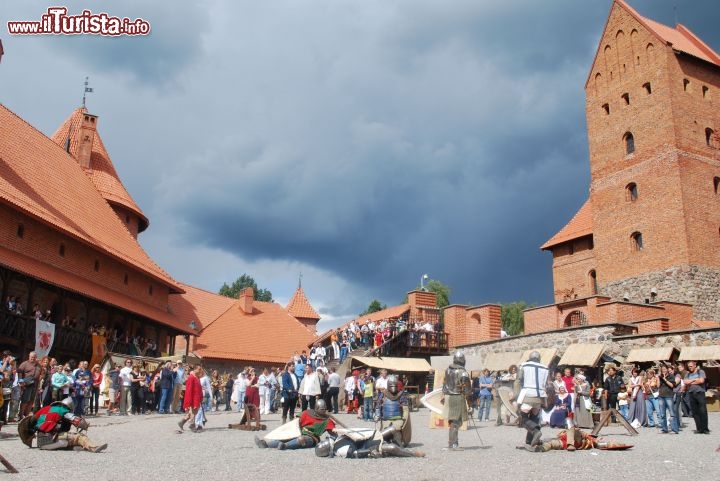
[299,364,321,412]
[327,367,342,414]
[118,359,133,415]
[375,369,389,394]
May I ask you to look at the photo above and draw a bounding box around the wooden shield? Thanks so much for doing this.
[264,418,301,441]
[498,386,518,420]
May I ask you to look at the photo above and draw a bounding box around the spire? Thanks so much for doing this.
[286,285,320,321]
[298,272,303,289]
[82,77,93,108]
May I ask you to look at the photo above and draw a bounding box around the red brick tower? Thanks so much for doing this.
[544,0,720,322]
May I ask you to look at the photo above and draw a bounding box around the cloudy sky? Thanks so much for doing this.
[2,0,719,331]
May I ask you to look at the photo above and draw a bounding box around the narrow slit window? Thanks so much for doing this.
[17,224,24,238]
[713,176,720,194]
[626,182,638,201]
[631,232,644,251]
[602,103,610,115]
[683,78,690,91]
[59,243,65,257]
[702,85,709,99]
[621,93,630,105]
[706,128,715,147]
[624,132,635,155]
[643,82,651,94]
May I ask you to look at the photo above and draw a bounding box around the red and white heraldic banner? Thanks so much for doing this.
[35,320,56,359]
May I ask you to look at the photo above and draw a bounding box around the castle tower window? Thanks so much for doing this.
[643,82,652,94]
[148,285,153,296]
[94,260,100,272]
[626,182,638,201]
[631,232,644,251]
[16,224,24,238]
[714,176,720,194]
[624,132,635,155]
[621,93,630,105]
[602,103,610,115]
[702,85,709,99]
[706,128,716,147]
[683,78,690,91]
[59,243,65,257]
[589,270,598,295]
[123,274,128,285]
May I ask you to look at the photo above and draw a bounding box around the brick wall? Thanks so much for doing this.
[0,203,171,312]
[550,237,596,303]
[442,303,501,347]
[548,2,720,325]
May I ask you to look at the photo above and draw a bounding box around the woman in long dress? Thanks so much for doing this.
[628,368,647,426]
[573,373,594,428]
[549,385,573,428]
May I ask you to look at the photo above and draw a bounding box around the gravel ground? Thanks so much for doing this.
[0,408,717,481]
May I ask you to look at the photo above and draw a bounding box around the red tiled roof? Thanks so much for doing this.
[50,108,149,232]
[169,283,236,331]
[176,284,316,364]
[286,286,320,320]
[0,103,181,293]
[0,244,191,333]
[541,199,593,250]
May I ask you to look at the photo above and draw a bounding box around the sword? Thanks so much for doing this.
[465,399,488,448]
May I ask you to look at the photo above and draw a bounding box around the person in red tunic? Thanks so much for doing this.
[178,366,203,432]
[255,399,336,450]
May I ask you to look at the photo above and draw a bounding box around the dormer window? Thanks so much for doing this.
[624,132,635,155]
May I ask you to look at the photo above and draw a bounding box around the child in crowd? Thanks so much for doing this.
[617,384,630,420]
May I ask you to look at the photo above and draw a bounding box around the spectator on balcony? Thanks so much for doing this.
[373,329,383,349]
[6,296,16,312]
[33,305,42,321]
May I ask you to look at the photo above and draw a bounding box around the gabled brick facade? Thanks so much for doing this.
[535,1,720,332]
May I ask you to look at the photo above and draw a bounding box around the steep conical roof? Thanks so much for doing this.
[51,107,149,232]
[286,286,320,320]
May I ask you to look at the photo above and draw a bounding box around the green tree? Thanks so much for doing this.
[219,274,273,302]
[359,299,387,316]
[501,301,533,336]
[425,279,451,308]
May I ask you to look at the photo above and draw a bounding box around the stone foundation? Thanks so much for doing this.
[457,324,720,380]
[600,264,720,322]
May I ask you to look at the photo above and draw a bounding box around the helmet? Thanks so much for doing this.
[56,396,75,411]
[528,351,541,363]
[315,399,328,417]
[453,351,466,367]
[314,438,333,457]
[387,375,399,395]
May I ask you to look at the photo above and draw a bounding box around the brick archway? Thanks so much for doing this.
[564,310,587,327]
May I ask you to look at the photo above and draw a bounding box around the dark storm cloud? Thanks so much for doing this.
[14,0,210,87]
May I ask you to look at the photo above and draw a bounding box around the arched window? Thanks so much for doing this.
[706,128,716,147]
[589,270,598,295]
[626,182,638,201]
[602,103,610,115]
[643,82,652,94]
[621,93,630,105]
[714,176,720,194]
[624,132,635,155]
[631,232,644,251]
[564,311,588,327]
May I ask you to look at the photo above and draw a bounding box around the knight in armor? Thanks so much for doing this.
[18,397,107,452]
[520,427,631,453]
[314,424,424,459]
[515,351,549,451]
[374,375,411,447]
[255,399,335,450]
[442,350,472,451]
